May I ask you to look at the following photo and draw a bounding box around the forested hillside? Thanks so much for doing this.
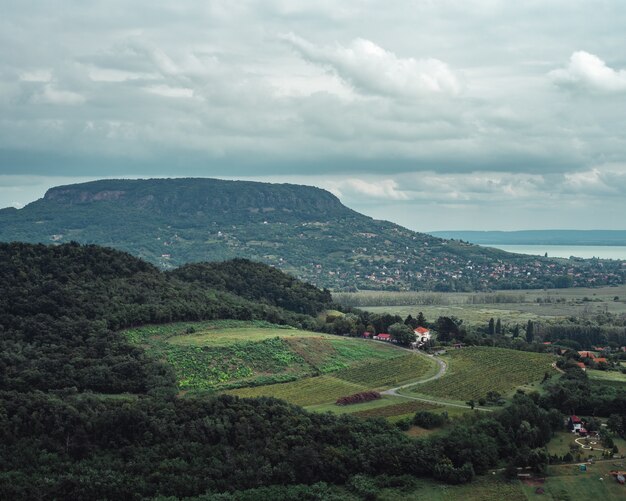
[1,243,624,499]
[1,178,623,291]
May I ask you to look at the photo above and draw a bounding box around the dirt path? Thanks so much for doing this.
[380,349,492,412]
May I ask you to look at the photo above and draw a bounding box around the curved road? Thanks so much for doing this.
[381,349,492,412]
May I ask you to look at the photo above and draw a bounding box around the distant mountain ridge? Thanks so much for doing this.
[1,178,624,291]
[431,230,626,246]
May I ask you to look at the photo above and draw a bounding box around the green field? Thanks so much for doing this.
[225,375,367,406]
[408,347,556,402]
[334,354,438,388]
[334,285,626,323]
[587,369,626,384]
[520,462,626,500]
[226,351,438,407]
[123,320,407,391]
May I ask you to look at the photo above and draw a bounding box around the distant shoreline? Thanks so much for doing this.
[478,243,626,260]
[430,230,626,247]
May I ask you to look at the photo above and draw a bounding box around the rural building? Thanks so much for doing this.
[595,357,608,364]
[374,333,391,341]
[575,362,586,371]
[578,351,596,359]
[568,415,583,432]
[362,331,372,338]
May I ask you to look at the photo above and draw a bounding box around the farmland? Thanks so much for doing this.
[123,320,411,391]
[334,354,439,388]
[407,347,556,402]
[334,285,626,324]
[225,375,367,406]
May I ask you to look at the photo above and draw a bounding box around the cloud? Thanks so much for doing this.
[31,85,86,105]
[281,33,461,98]
[328,178,409,200]
[144,85,194,98]
[19,69,52,82]
[549,51,626,93]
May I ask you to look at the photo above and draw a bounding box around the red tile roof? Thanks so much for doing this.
[571,415,582,423]
[576,362,586,369]
[595,357,607,363]
[578,351,596,359]
[377,333,391,340]
[415,327,430,334]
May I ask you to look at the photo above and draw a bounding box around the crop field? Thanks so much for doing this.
[334,354,438,388]
[285,336,404,373]
[409,347,556,401]
[351,400,440,419]
[334,285,626,323]
[123,320,405,391]
[225,375,367,406]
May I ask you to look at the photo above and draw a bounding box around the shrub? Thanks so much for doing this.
[335,391,381,406]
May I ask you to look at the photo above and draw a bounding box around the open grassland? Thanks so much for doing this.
[123,320,405,391]
[225,375,367,406]
[334,285,626,323]
[519,462,626,501]
[409,347,556,402]
[377,476,527,501]
[334,354,438,388]
[587,369,626,384]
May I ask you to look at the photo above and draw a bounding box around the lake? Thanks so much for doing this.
[481,244,626,260]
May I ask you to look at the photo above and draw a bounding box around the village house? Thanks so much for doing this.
[374,333,391,342]
[568,415,583,432]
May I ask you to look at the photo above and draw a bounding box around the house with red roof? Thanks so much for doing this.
[414,326,431,346]
[362,331,372,339]
[568,415,583,432]
[578,351,596,359]
[575,362,586,371]
[595,357,608,364]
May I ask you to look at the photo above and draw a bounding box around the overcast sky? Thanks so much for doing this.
[2,1,626,231]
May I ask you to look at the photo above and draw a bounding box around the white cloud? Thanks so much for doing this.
[281,34,461,98]
[31,85,86,105]
[88,67,160,82]
[549,51,626,93]
[19,69,52,82]
[328,178,409,200]
[143,85,194,98]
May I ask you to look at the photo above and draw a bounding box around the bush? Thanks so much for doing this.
[413,411,447,429]
[335,391,381,406]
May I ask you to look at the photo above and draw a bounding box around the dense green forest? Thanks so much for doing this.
[1,178,623,291]
[1,243,624,499]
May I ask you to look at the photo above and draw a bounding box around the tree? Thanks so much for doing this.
[389,322,416,346]
[526,320,534,343]
[416,312,427,327]
[404,314,419,329]
[512,324,520,338]
[488,318,495,336]
[495,318,502,335]
[436,316,462,343]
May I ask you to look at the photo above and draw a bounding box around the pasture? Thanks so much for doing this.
[408,347,556,402]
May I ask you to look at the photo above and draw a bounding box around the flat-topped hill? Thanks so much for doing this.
[1,178,623,291]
